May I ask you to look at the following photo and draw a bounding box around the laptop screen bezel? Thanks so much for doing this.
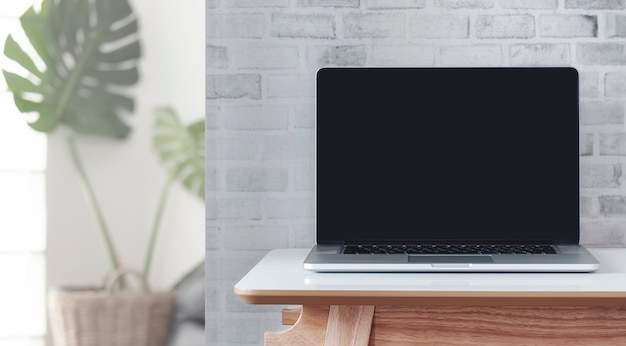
[315,67,581,246]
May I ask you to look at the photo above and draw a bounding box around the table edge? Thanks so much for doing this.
[234,287,626,306]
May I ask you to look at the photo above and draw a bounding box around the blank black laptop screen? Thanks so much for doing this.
[316,67,579,245]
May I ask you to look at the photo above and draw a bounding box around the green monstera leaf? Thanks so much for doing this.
[2,0,141,138]
[153,107,205,201]
[144,107,204,276]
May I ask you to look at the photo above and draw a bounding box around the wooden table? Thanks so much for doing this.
[234,248,626,345]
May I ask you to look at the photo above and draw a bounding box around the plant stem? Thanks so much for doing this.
[143,174,175,277]
[65,131,122,272]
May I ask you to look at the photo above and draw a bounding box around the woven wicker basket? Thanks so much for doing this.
[48,267,175,346]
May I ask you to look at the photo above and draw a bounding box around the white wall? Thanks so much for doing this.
[47,0,205,291]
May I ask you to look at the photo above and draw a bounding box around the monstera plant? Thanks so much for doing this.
[3,0,204,287]
[147,107,205,282]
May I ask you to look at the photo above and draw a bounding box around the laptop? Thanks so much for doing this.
[303,66,600,273]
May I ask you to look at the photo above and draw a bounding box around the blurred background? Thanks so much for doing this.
[0,1,204,345]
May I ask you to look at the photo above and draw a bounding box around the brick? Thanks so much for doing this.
[206,137,258,160]
[365,0,427,9]
[580,133,594,156]
[580,196,594,217]
[232,46,298,70]
[261,135,315,160]
[267,74,315,98]
[208,284,226,313]
[265,199,315,218]
[206,105,219,129]
[207,252,267,281]
[205,137,217,160]
[605,72,626,97]
[205,199,262,220]
[579,72,599,98]
[308,45,368,67]
[408,15,469,39]
[299,0,359,6]
[226,168,289,192]
[225,0,290,7]
[539,15,597,38]
[371,44,435,66]
[578,43,626,65]
[291,224,316,247]
[205,285,217,313]
[600,132,626,156]
[581,222,626,246]
[224,105,289,130]
[206,45,228,69]
[204,257,218,291]
[440,45,502,66]
[580,101,625,125]
[225,225,290,250]
[600,196,626,217]
[206,14,264,38]
[499,0,557,8]
[272,14,336,39]
[580,164,621,188]
[294,166,315,191]
[437,0,494,8]
[476,15,534,39]
[606,14,626,38]
[564,0,625,9]
[343,14,405,38]
[293,104,315,129]
[206,226,219,250]
[206,74,261,100]
[211,312,283,343]
[206,167,217,191]
[509,44,570,66]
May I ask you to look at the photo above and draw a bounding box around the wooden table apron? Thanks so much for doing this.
[234,249,626,346]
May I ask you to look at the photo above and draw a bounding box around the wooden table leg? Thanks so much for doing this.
[266,305,375,346]
[266,305,329,345]
[324,305,375,346]
[282,307,302,325]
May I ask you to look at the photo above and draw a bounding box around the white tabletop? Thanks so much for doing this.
[235,248,626,305]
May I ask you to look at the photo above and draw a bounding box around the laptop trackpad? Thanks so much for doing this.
[409,255,493,263]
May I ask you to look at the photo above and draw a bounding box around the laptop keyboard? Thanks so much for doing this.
[342,244,557,255]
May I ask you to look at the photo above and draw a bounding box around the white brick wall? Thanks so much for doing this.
[500,0,557,9]
[565,0,625,10]
[539,15,597,38]
[206,0,626,344]
[509,43,570,66]
[408,15,469,39]
[606,13,626,37]
[475,15,535,38]
[271,14,336,38]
